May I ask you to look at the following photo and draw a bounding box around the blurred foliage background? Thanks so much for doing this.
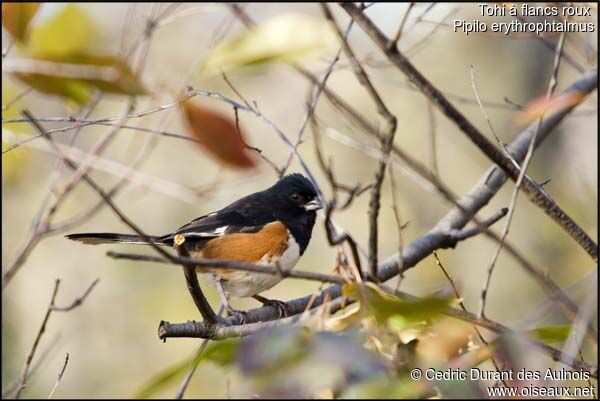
[2,3,597,398]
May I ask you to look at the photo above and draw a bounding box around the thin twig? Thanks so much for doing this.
[156,281,599,379]
[326,121,595,339]
[2,87,33,111]
[554,274,597,376]
[2,119,195,155]
[340,3,598,262]
[106,251,347,286]
[47,353,69,399]
[12,278,97,399]
[226,3,598,340]
[13,281,60,399]
[479,30,567,318]
[432,252,509,388]
[425,100,439,177]
[390,2,415,48]
[223,76,281,175]
[2,131,203,203]
[51,279,100,312]
[388,166,405,286]
[322,4,397,279]
[516,15,584,73]
[2,14,169,288]
[174,305,224,399]
[279,14,349,176]
[21,110,178,264]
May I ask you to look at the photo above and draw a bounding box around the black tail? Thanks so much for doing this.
[65,232,170,246]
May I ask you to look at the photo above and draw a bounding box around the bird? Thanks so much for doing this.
[66,173,322,318]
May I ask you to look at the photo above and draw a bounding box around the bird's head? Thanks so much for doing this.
[269,173,322,218]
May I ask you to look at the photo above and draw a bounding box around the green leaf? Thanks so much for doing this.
[343,283,452,324]
[55,54,147,95]
[134,339,239,399]
[12,70,92,105]
[201,13,338,76]
[527,325,571,345]
[1,2,41,43]
[28,4,98,58]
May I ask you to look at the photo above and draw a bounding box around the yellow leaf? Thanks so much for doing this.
[527,325,571,345]
[202,13,338,76]
[2,84,31,183]
[9,54,146,103]
[343,282,453,325]
[28,4,98,58]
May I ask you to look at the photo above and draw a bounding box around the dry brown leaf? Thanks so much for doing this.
[181,99,256,169]
[515,91,584,126]
[1,3,40,43]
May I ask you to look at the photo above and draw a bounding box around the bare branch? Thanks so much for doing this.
[390,2,415,48]
[479,31,567,318]
[156,279,598,378]
[432,252,508,388]
[173,235,221,325]
[20,110,178,265]
[47,353,69,399]
[340,2,598,262]
[106,251,346,286]
[279,14,347,176]
[11,278,97,399]
[51,279,100,312]
[322,4,398,279]
[318,78,596,338]
[449,208,508,242]
[12,281,60,399]
[425,101,439,177]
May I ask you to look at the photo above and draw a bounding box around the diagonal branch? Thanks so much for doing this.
[157,68,598,341]
[9,278,98,399]
[22,110,224,325]
[339,2,598,262]
[224,8,593,330]
[479,30,568,318]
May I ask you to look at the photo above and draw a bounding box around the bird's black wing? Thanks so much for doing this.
[164,192,277,242]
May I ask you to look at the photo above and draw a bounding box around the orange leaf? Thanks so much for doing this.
[2,3,40,43]
[181,100,256,169]
[515,91,584,126]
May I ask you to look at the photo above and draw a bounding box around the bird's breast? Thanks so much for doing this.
[191,221,302,298]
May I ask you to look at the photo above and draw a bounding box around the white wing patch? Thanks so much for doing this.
[185,225,229,238]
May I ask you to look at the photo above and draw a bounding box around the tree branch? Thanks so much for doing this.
[339,2,598,262]
[9,279,98,399]
[173,235,221,325]
[322,4,397,279]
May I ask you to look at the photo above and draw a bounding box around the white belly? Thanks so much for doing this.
[208,232,301,298]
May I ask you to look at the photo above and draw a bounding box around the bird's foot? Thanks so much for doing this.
[226,307,248,324]
[253,295,289,318]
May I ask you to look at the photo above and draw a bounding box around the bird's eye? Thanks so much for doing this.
[290,193,301,202]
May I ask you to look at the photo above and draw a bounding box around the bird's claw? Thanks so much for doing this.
[262,299,289,318]
[226,308,248,324]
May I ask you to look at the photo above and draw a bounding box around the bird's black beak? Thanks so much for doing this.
[303,199,323,211]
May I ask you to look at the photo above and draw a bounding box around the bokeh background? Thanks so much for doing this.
[2,3,597,398]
